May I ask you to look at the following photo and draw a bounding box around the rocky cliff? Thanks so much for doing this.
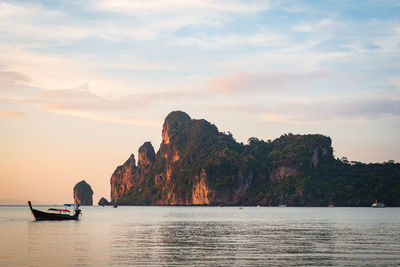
[111,111,321,205]
[110,154,136,203]
[110,111,400,206]
[73,180,93,205]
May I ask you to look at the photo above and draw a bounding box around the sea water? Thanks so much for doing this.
[1,206,399,266]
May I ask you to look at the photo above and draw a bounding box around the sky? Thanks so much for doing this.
[1,0,399,204]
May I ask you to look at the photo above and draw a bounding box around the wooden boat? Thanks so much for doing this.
[28,201,81,220]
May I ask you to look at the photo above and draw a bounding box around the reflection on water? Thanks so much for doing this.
[111,221,337,265]
[1,206,400,266]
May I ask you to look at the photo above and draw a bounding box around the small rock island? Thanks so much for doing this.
[98,197,110,206]
[73,180,93,205]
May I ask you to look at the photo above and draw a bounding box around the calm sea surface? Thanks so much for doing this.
[0,206,399,266]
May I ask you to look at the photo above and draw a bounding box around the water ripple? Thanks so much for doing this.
[1,207,400,266]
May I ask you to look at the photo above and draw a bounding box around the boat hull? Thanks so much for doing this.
[31,209,79,220]
[28,201,80,221]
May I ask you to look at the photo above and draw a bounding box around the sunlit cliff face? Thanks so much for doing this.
[110,154,136,203]
[162,121,170,145]
[191,168,211,205]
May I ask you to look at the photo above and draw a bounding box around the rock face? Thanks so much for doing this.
[109,111,400,207]
[98,197,109,206]
[73,180,93,205]
[137,142,156,184]
[191,168,211,205]
[110,154,137,203]
[110,142,157,203]
[270,166,297,182]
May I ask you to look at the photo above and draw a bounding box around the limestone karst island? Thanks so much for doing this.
[73,180,93,206]
[109,111,400,207]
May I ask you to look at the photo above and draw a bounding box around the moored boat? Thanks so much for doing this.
[28,201,81,220]
[278,193,286,207]
[371,200,385,208]
[328,193,334,208]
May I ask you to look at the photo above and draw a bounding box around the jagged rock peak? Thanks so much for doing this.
[110,153,137,203]
[124,153,136,167]
[73,180,93,205]
[138,142,155,168]
[162,111,191,144]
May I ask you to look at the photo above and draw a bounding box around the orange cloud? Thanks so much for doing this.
[0,109,28,117]
[0,70,31,88]
[208,70,328,93]
[25,85,192,112]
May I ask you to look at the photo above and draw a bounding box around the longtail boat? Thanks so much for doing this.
[28,201,81,220]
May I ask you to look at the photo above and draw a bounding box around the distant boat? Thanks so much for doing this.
[28,201,81,220]
[279,194,286,207]
[328,193,334,208]
[371,200,385,208]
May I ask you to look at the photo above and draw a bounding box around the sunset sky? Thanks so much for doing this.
[1,0,399,204]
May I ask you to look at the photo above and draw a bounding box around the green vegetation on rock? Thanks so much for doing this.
[112,111,400,206]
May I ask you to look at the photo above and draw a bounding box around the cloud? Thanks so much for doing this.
[29,84,123,111]
[89,0,270,41]
[0,2,60,19]
[0,70,31,89]
[0,2,86,41]
[47,109,160,127]
[0,45,186,97]
[0,46,91,90]
[1,84,199,126]
[342,98,400,118]
[259,98,400,124]
[171,32,282,50]
[0,2,150,42]
[207,70,328,93]
[292,19,334,33]
[94,0,270,14]
[212,49,348,74]
[15,84,191,112]
[0,1,270,44]
[206,97,400,124]
[337,20,400,54]
[391,76,400,90]
[0,110,28,118]
[370,24,400,54]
